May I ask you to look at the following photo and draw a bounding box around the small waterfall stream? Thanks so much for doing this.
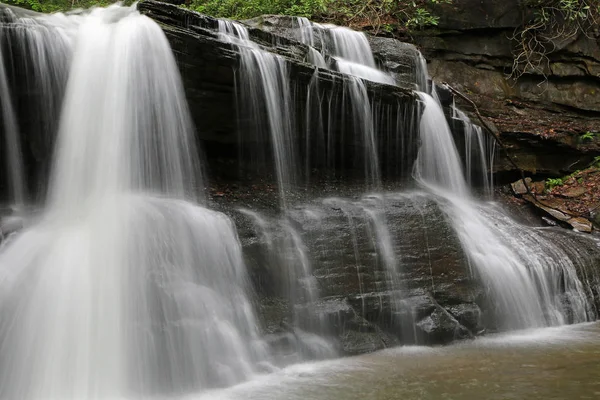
[0,7,71,207]
[218,20,296,205]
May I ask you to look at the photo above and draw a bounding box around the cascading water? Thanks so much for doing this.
[219,20,296,205]
[415,92,597,329]
[0,41,23,207]
[292,17,326,67]
[233,14,599,334]
[452,104,496,195]
[1,3,600,397]
[0,5,270,398]
[218,19,337,355]
[345,76,380,187]
[321,26,393,85]
[0,7,72,206]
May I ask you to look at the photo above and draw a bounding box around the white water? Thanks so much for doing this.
[452,105,496,195]
[0,7,73,206]
[282,20,599,331]
[238,207,337,360]
[415,93,468,194]
[295,20,395,85]
[0,38,24,207]
[219,20,296,205]
[324,26,376,68]
[346,76,380,187]
[0,6,269,399]
[323,26,395,85]
[415,92,595,329]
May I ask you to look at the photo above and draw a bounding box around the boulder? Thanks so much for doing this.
[511,177,533,195]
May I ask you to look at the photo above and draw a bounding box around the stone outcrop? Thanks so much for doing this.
[510,166,600,231]
[226,193,485,353]
[138,1,419,183]
[413,0,600,178]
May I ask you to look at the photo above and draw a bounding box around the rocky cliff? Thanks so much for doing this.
[414,0,600,178]
[137,1,600,354]
[1,0,599,357]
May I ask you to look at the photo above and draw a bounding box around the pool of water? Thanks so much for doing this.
[192,322,600,400]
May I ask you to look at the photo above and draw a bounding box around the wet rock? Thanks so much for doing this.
[339,323,398,356]
[560,187,588,199]
[522,194,594,232]
[446,303,483,334]
[0,215,23,242]
[569,217,593,233]
[415,305,473,345]
[295,297,356,333]
[136,1,418,184]
[541,216,558,227]
[511,177,532,195]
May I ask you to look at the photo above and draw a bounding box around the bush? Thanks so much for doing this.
[188,0,327,19]
[4,0,132,13]
[187,0,451,30]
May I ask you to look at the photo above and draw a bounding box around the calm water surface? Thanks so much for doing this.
[194,323,600,400]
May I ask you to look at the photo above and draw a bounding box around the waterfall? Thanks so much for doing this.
[0,5,270,398]
[345,76,380,187]
[415,91,596,329]
[219,20,296,206]
[1,3,599,396]
[284,19,598,332]
[414,93,469,194]
[0,7,72,207]
[319,25,395,85]
[0,39,23,207]
[452,105,496,195]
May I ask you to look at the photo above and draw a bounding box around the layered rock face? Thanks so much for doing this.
[136,1,600,352]
[136,2,491,350]
[2,0,600,356]
[138,1,420,184]
[415,0,600,177]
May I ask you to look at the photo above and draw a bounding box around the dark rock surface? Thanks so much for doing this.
[138,1,419,184]
[227,192,486,352]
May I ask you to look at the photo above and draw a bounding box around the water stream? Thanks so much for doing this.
[192,322,600,400]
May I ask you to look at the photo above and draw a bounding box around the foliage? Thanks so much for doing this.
[544,166,598,191]
[509,0,599,80]
[188,0,326,19]
[187,0,452,31]
[580,131,597,142]
[546,177,565,190]
[3,0,132,13]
